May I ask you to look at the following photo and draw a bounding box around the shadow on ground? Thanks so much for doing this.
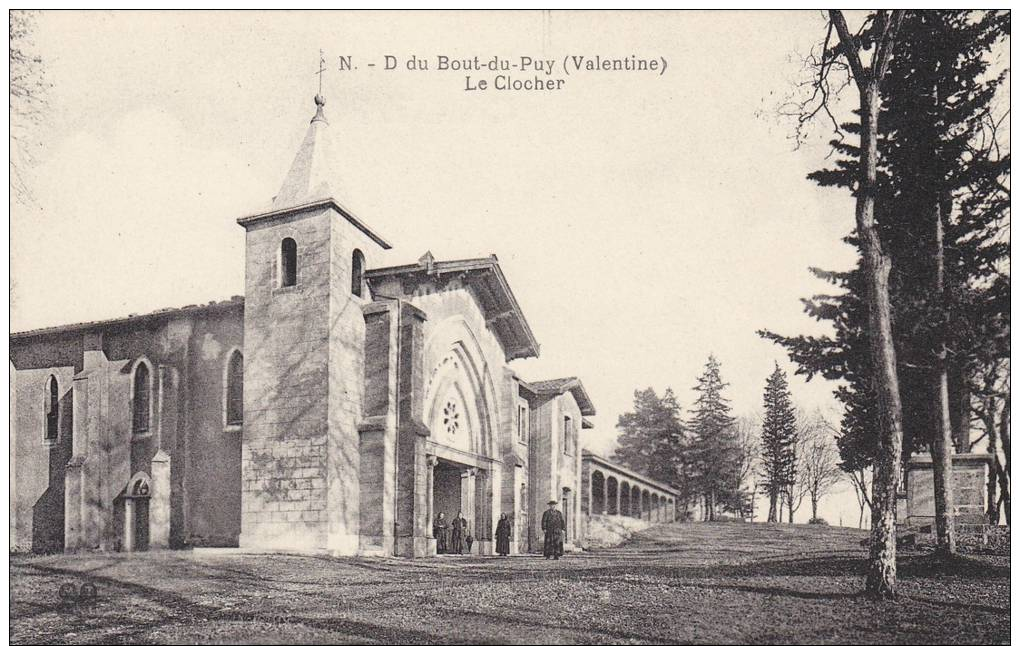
[10,522,1010,645]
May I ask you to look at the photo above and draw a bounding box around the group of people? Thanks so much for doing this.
[432,500,566,559]
[431,511,473,554]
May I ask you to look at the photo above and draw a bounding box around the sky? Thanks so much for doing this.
[12,10,873,525]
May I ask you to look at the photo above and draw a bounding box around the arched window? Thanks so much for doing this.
[44,375,58,440]
[132,361,151,434]
[225,350,244,427]
[351,249,365,297]
[280,237,297,287]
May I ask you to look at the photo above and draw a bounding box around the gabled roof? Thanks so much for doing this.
[522,376,596,416]
[365,253,540,361]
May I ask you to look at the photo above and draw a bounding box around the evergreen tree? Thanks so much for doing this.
[760,364,798,522]
[686,355,742,519]
[761,10,1010,546]
[614,387,687,497]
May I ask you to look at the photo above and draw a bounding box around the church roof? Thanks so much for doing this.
[10,297,244,340]
[273,95,343,210]
[522,377,596,416]
[236,95,391,250]
[365,254,541,361]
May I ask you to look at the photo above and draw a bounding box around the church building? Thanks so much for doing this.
[9,93,600,557]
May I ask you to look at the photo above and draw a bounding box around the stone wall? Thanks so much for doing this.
[239,204,382,553]
[10,302,244,552]
[241,207,333,551]
[905,453,992,526]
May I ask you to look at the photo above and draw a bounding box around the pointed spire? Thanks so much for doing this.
[272,94,347,210]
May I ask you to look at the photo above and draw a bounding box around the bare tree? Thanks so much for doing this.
[845,467,872,529]
[974,360,1010,525]
[734,416,760,520]
[798,414,844,522]
[10,10,50,204]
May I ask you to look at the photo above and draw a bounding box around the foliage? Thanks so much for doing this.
[761,10,1010,474]
[614,387,689,503]
[686,355,744,518]
[759,364,799,521]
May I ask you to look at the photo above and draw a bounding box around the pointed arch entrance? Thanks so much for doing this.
[421,317,501,556]
[119,473,151,552]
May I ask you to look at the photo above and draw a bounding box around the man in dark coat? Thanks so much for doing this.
[450,511,468,554]
[495,513,512,556]
[433,512,449,554]
[541,500,565,559]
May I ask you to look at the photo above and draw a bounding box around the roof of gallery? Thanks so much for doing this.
[235,94,391,250]
[366,252,541,361]
[582,451,682,497]
[521,376,596,416]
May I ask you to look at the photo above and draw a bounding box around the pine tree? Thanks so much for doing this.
[687,355,742,520]
[761,10,1009,555]
[760,364,798,522]
[614,388,688,505]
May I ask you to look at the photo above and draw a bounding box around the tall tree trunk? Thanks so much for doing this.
[859,83,904,598]
[831,10,906,599]
[1000,392,1011,524]
[768,489,777,522]
[930,198,957,556]
[788,489,795,523]
[986,399,1000,524]
[811,494,819,522]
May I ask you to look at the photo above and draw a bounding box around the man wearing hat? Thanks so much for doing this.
[541,499,566,559]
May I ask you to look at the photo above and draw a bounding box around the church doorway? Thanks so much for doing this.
[432,459,464,528]
[120,474,151,552]
[428,454,492,555]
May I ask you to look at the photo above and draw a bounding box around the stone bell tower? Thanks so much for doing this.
[236,93,390,554]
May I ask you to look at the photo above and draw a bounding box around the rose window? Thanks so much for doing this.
[443,401,460,435]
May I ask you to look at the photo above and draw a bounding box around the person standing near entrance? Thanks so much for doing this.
[433,512,449,554]
[450,511,468,554]
[542,500,565,559]
[495,513,512,556]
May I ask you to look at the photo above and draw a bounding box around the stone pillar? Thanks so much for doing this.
[394,302,429,558]
[64,370,92,553]
[81,331,111,550]
[360,302,395,555]
[462,468,477,550]
[473,468,493,555]
[123,499,135,552]
[64,457,85,552]
[149,450,171,550]
[425,455,438,555]
[603,478,609,515]
[580,465,590,516]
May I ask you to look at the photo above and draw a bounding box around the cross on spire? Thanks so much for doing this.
[316,49,327,96]
[311,49,328,124]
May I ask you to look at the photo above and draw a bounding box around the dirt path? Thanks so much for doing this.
[10,522,1009,644]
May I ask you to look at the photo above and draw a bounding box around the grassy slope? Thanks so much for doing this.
[10,522,1009,644]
